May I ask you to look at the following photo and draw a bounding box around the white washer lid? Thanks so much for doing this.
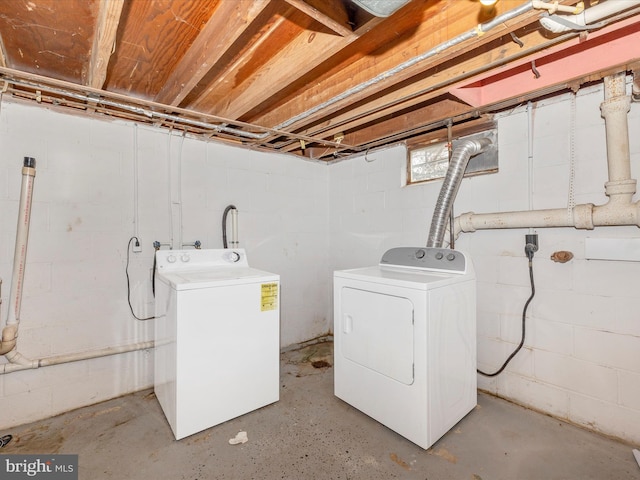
[157,266,279,290]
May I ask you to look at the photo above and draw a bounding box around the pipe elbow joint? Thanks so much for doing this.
[4,349,37,368]
[464,138,492,156]
[0,325,18,356]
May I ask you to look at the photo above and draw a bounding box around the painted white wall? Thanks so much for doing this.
[328,80,640,444]
[0,100,329,429]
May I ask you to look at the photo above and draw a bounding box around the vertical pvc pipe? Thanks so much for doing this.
[230,208,239,248]
[6,157,36,327]
[601,73,632,188]
[527,102,537,235]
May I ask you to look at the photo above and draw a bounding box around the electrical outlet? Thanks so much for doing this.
[133,241,142,253]
[525,233,538,260]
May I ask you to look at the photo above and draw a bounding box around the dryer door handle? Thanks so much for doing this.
[343,314,353,334]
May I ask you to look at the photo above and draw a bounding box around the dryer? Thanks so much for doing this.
[333,247,476,450]
[154,248,280,440]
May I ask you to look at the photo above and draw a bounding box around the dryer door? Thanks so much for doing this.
[340,287,414,385]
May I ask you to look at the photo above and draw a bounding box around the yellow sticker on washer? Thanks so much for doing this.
[261,283,278,311]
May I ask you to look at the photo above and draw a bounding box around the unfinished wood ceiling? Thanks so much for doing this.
[0,0,639,160]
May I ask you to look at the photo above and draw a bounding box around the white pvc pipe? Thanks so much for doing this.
[0,341,154,374]
[230,208,239,248]
[0,158,36,356]
[539,0,640,33]
[601,73,633,193]
[7,158,35,326]
[532,1,584,14]
[0,158,156,374]
[453,74,639,238]
[633,73,640,102]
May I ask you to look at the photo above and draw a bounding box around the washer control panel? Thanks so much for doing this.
[379,247,467,273]
[156,248,248,272]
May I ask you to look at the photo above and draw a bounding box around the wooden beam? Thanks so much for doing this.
[277,9,640,152]
[0,37,6,68]
[283,0,352,36]
[404,117,496,149]
[449,17,640,108]
[88,0,125,89]
[187,6,383,119]
[283,97,473,154]
[342,98,473,146]
[250,0,545,131]
[154,0,271,106]
[277,27,555,148]
[198,24,354,118]
[186,5,293,114]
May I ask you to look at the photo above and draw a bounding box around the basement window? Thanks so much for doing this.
[407,130,498,185]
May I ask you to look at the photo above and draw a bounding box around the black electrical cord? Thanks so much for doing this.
[151,253,157,297]
[478,255,536,377]
[126,236,155,321]
[222,204,236,248]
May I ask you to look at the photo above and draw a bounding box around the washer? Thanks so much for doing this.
[154,248,280,440]
[333,247,476,450]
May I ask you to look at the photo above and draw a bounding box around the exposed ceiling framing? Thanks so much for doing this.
[0,0,639,160]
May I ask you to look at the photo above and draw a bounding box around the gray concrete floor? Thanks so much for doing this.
[2,341,639,480]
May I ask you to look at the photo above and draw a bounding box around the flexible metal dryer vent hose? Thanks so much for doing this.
[426,138,492,248]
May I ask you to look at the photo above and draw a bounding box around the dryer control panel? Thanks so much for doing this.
[379,247,467,274]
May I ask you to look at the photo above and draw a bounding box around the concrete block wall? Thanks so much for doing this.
[328,80,640,444]
[2,78,639,444]
[0,100,329,429]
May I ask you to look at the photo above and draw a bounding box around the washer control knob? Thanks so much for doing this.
[435,252,444,260]
[415,249,426,259]
[446,253,456,261]
[167,254,176,263]
[180,253,190,263]
[229,251,241,263]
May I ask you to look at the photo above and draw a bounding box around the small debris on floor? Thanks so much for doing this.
[389,452,411,471]
[228,431,248,445]
[282,341,333,377]
[311,360,331,369]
